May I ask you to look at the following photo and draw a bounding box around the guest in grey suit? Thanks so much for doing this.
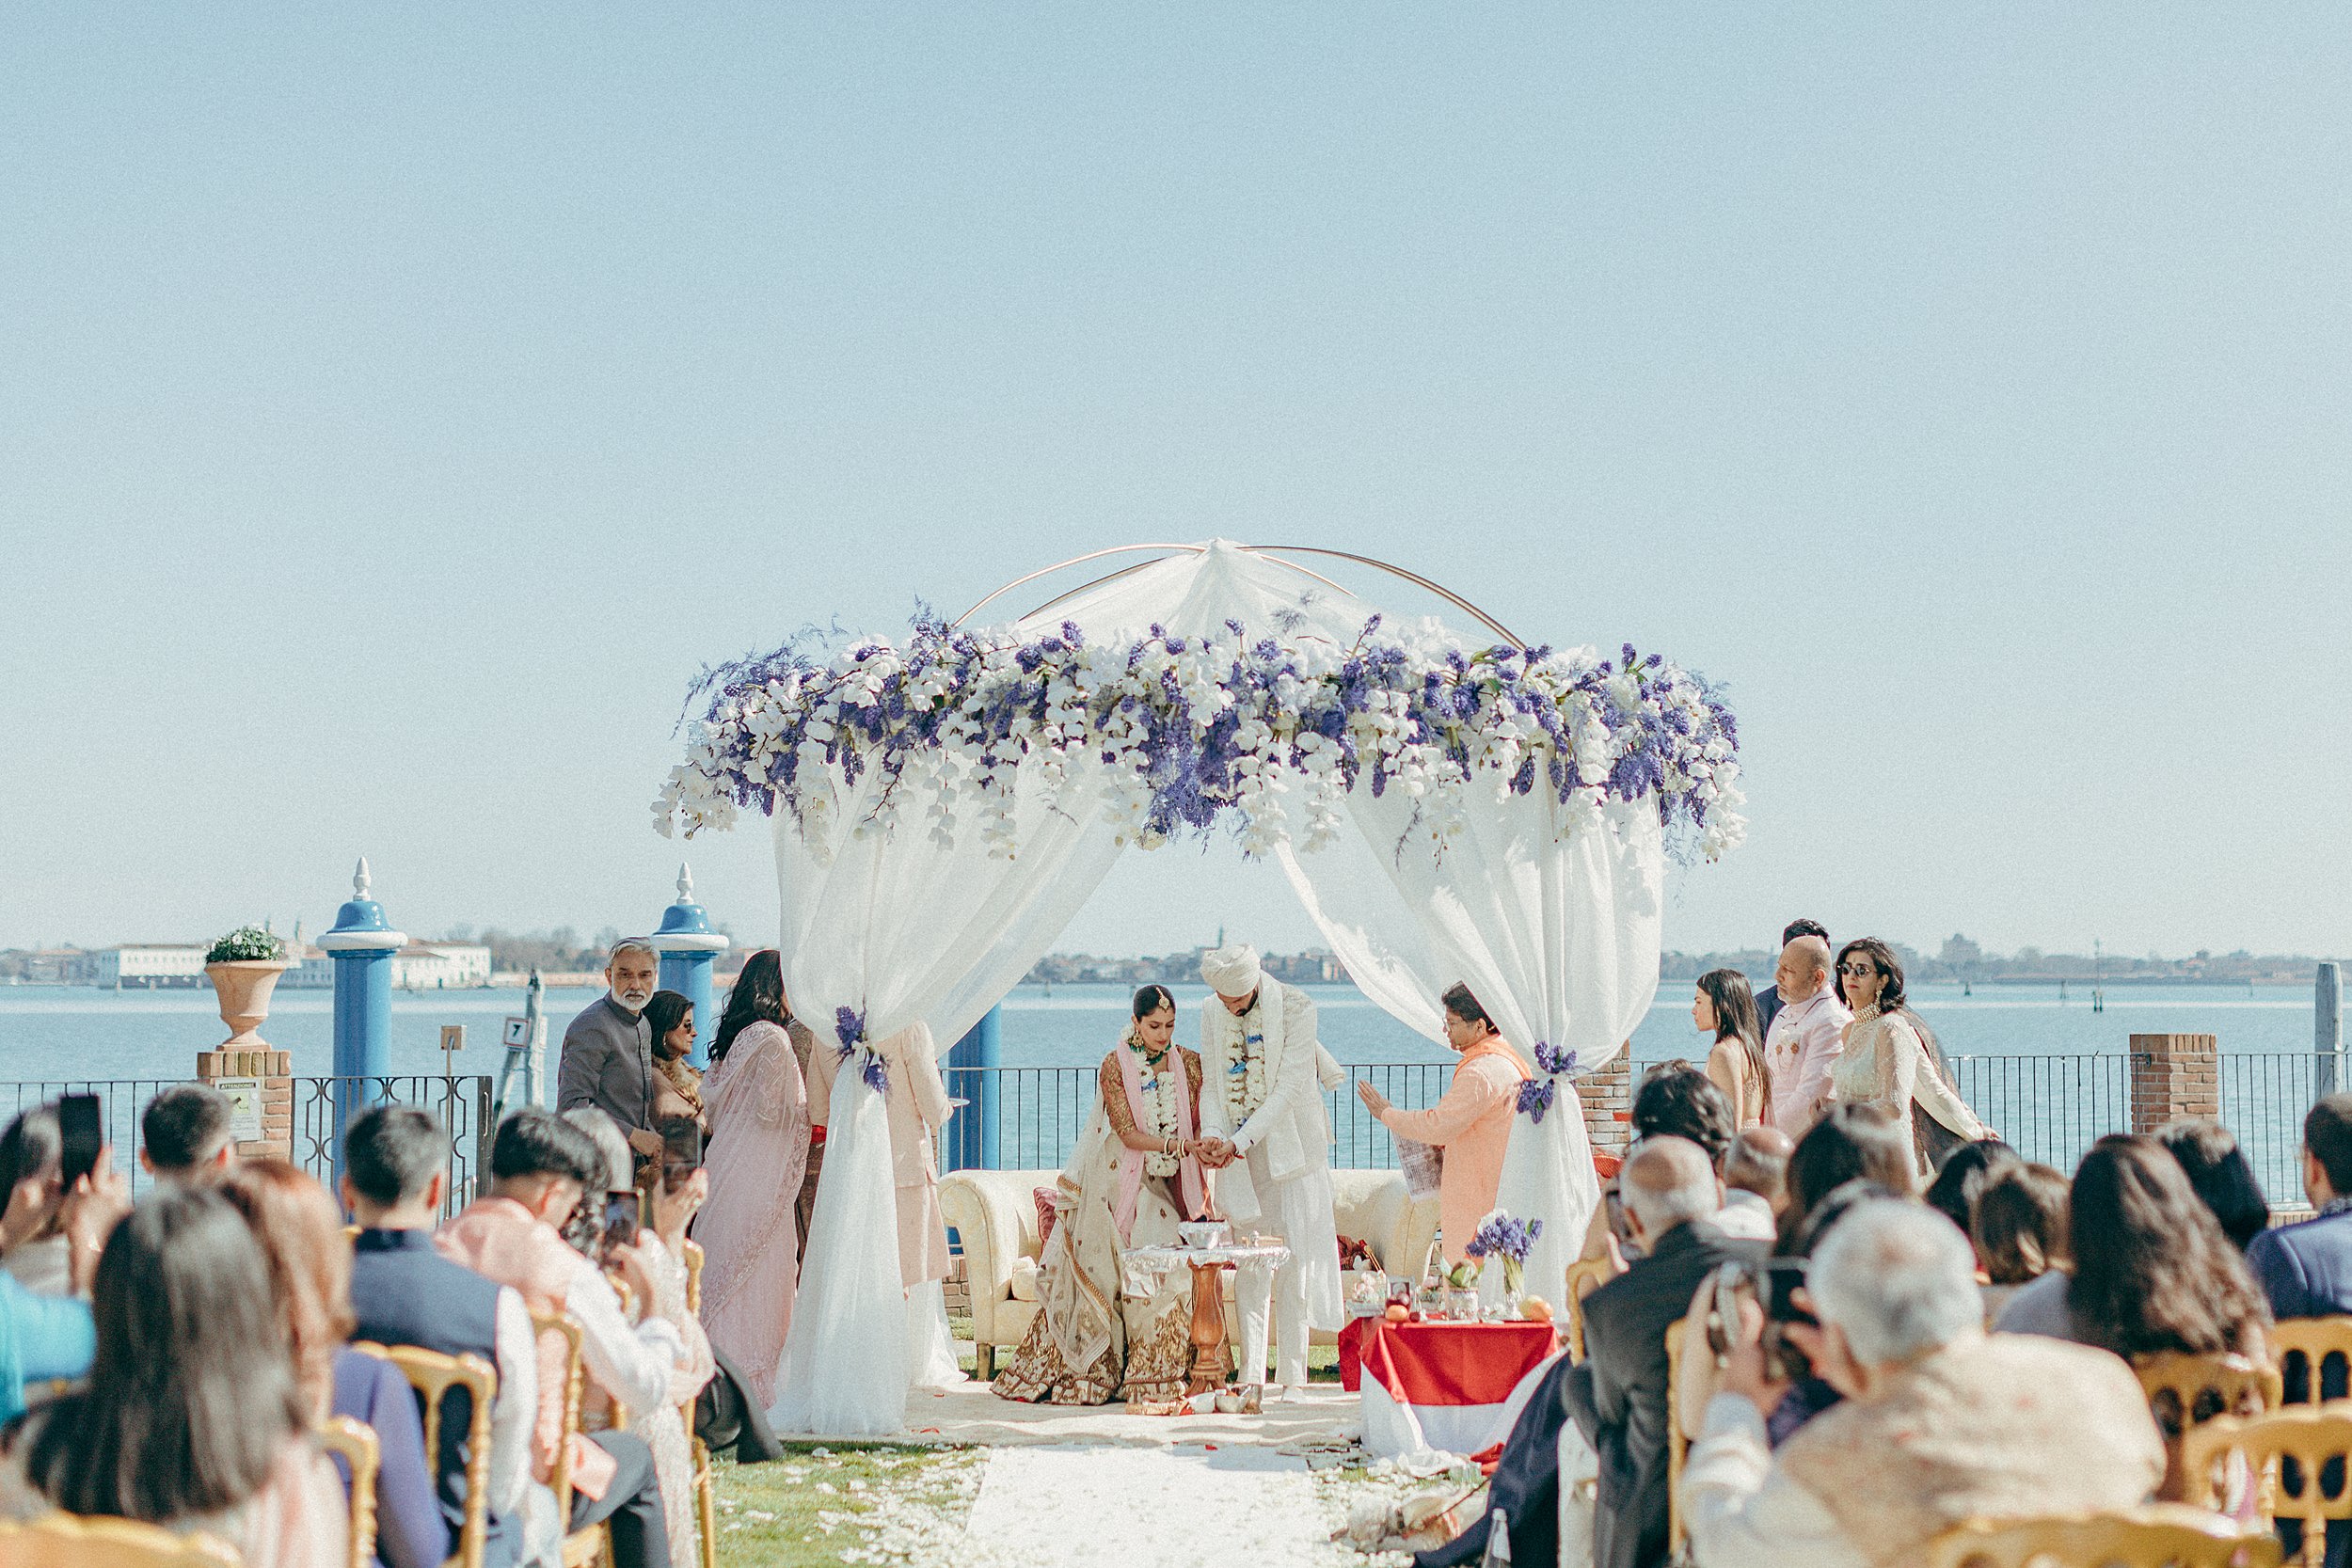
[1565,1137,1766,1568]
[557,939,662,1159]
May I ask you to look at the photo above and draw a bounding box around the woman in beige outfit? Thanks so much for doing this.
[1829,939,1986,1176]
[804,1020,953,1287]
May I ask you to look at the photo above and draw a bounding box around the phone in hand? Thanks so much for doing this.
[599,1189,644,1259]
[659,1117,703,1191]
[58,1094,102,1190]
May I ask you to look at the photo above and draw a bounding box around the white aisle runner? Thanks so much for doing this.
[964,1444,1335,1568]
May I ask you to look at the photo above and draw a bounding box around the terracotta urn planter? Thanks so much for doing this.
[206,959,290,1048]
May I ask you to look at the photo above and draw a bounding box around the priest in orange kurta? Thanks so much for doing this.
[1358,983,1531,1263]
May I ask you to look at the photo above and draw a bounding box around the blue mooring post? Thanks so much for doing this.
[317,859,405,1188]
[944,1005,1002,1172]
[651,863,730,1069]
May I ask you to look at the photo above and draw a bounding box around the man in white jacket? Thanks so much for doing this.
[1196,943,1344,1392]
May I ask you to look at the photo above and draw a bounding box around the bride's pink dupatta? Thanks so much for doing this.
[1111,1044,1207,1243]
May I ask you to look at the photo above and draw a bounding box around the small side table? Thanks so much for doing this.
[1125,1241,1294,1394]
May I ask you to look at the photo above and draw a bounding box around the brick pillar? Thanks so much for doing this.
[197,1047,295,1163]
[2129,1033,2217,1134]
[1581,1052,1633,1158]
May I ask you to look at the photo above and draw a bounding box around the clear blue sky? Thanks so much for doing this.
[4,5,2347,963]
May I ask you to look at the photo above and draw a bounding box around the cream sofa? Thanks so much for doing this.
[940,1166,1439,1379]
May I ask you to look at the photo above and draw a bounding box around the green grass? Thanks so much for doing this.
[708,1444,980,1567]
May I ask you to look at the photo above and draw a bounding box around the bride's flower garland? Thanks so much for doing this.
[1128,1033,1182,1177]
[655,610,1743,865]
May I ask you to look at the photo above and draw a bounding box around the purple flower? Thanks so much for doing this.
[1517,1078,1555,1123]
[1532,1039,1578,1077]
[834,1006,866,1053]
[861,1052,890,1095]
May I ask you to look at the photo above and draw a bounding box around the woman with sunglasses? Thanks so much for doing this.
[1828,938,1987,1178]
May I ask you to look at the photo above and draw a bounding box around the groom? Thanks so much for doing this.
[1196,943,1344,1392]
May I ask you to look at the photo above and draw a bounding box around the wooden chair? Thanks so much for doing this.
[0,1513,243,1567]
[2137,1352,2282,1501]
[1926,1504,2285,1568]
[349,1340,499,1568]
[1664,1318,1690,1556]
[681,1239,717,1568]
[534,1309,612,1568]
[2185,1407,2352,1564]
[1563,1256,1616,1364]
[2270,1318,2352,1406]
[318,1415,380,1568]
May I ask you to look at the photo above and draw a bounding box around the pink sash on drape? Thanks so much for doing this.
[1111,1046,1206,1243]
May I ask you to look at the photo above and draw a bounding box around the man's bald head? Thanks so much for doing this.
[1622,1135,1721,1239]
[1777,935,1831,1003]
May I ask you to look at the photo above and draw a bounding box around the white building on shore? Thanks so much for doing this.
[392,943,493,990]
[89,946,207,989]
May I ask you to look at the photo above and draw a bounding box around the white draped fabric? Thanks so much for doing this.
[765,542,1673,1433]
[1277,789,1662,1302]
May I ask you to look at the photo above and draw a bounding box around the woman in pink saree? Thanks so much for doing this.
[693,950,813,1405]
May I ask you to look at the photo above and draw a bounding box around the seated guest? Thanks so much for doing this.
[1776,1102,1916,1251]
[1357,983,1528,1267]
[1565,1137,1765,1568]
[2159,1117,2272,1252]
[1581,1064,1755,1262]
[220,1160,446,1568]
[0,1148,119,1422]
[0,1188,347,1568]
[1920,1137,2016,1239]
[1683,1198,2164,1568]
[1996,1133,2270,1361]
[0,1104,69,1294]
[438,1109,681,1568]
[342,1107,539,1568]
[140,1084,237,1183]
[1724,1127,1792,1223]
[2245,1096,2352,1568]
[1969,1161,2069,1320]
[563,1108,715,1568]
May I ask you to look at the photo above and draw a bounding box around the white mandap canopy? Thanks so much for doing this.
[658,539,1744,1433]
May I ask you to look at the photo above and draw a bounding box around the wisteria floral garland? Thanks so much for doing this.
[655,610,1743,865]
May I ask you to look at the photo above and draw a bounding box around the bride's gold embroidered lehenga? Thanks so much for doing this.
[992,1045,1210,1405]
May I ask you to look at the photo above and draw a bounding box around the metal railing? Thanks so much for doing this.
[1941,1053,2138,1177]
[0,1075,493,1217]
[2221,1053,2328,1202]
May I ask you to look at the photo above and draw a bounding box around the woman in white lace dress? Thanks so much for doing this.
[1829,939,1987,1176]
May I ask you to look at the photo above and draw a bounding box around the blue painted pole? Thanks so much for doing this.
[649,863,730,1069]
[945,1005,1002,1172]
[316,859,405,1188]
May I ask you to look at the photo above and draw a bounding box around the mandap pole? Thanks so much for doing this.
[944,1006,1001,1172]
[317,859,405,1188]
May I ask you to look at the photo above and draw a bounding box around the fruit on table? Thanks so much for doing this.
[1384,1303,1411,1323]
[1518,1295,1552,1322]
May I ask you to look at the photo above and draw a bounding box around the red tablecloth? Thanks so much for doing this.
[1339,1317,1558,1400]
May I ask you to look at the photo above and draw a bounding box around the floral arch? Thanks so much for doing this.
[657,539,1743,1433]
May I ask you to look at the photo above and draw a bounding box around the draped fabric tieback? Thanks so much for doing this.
[1515,1041,1579,1123]
[834,1006,888,1094]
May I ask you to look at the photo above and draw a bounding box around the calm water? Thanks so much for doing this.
[0,978,2320,1081]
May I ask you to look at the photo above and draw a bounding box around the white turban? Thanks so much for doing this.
[1200,943,1263,997]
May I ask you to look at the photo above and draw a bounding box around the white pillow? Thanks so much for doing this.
[1008,1255,1041,1303]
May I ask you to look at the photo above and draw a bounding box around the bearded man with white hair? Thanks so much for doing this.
[1195,943,1345,1392]
[558,938,665,1158]
[1684,1197,2164,1568]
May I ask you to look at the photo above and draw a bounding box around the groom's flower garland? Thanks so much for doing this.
[655,610,1743,864]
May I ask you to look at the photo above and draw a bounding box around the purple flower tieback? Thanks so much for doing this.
[1517,1040,1579,1122]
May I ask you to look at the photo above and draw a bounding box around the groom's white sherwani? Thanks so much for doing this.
[1198,976,1343,1386]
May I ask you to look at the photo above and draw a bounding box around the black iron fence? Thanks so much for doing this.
[1942,1053,2138,1178]
[0,1075,493,1216]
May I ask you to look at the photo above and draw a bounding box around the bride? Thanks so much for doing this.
[993,984,1216,1406]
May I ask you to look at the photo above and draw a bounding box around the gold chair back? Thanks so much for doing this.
[317,1415,379,1568]
[681,1241,716,1568]
[1665,1318,1690,1555]
[2136,1353,2283,1438]
[1563,1256,1615,1364]
[1926,1504,2285,1568]
[350,1340,498,1568]
[2184,1406,2352,1559]
[2270,1318,2352,1406]
[0,1514,243,1567]
[532,1310,612,1568]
